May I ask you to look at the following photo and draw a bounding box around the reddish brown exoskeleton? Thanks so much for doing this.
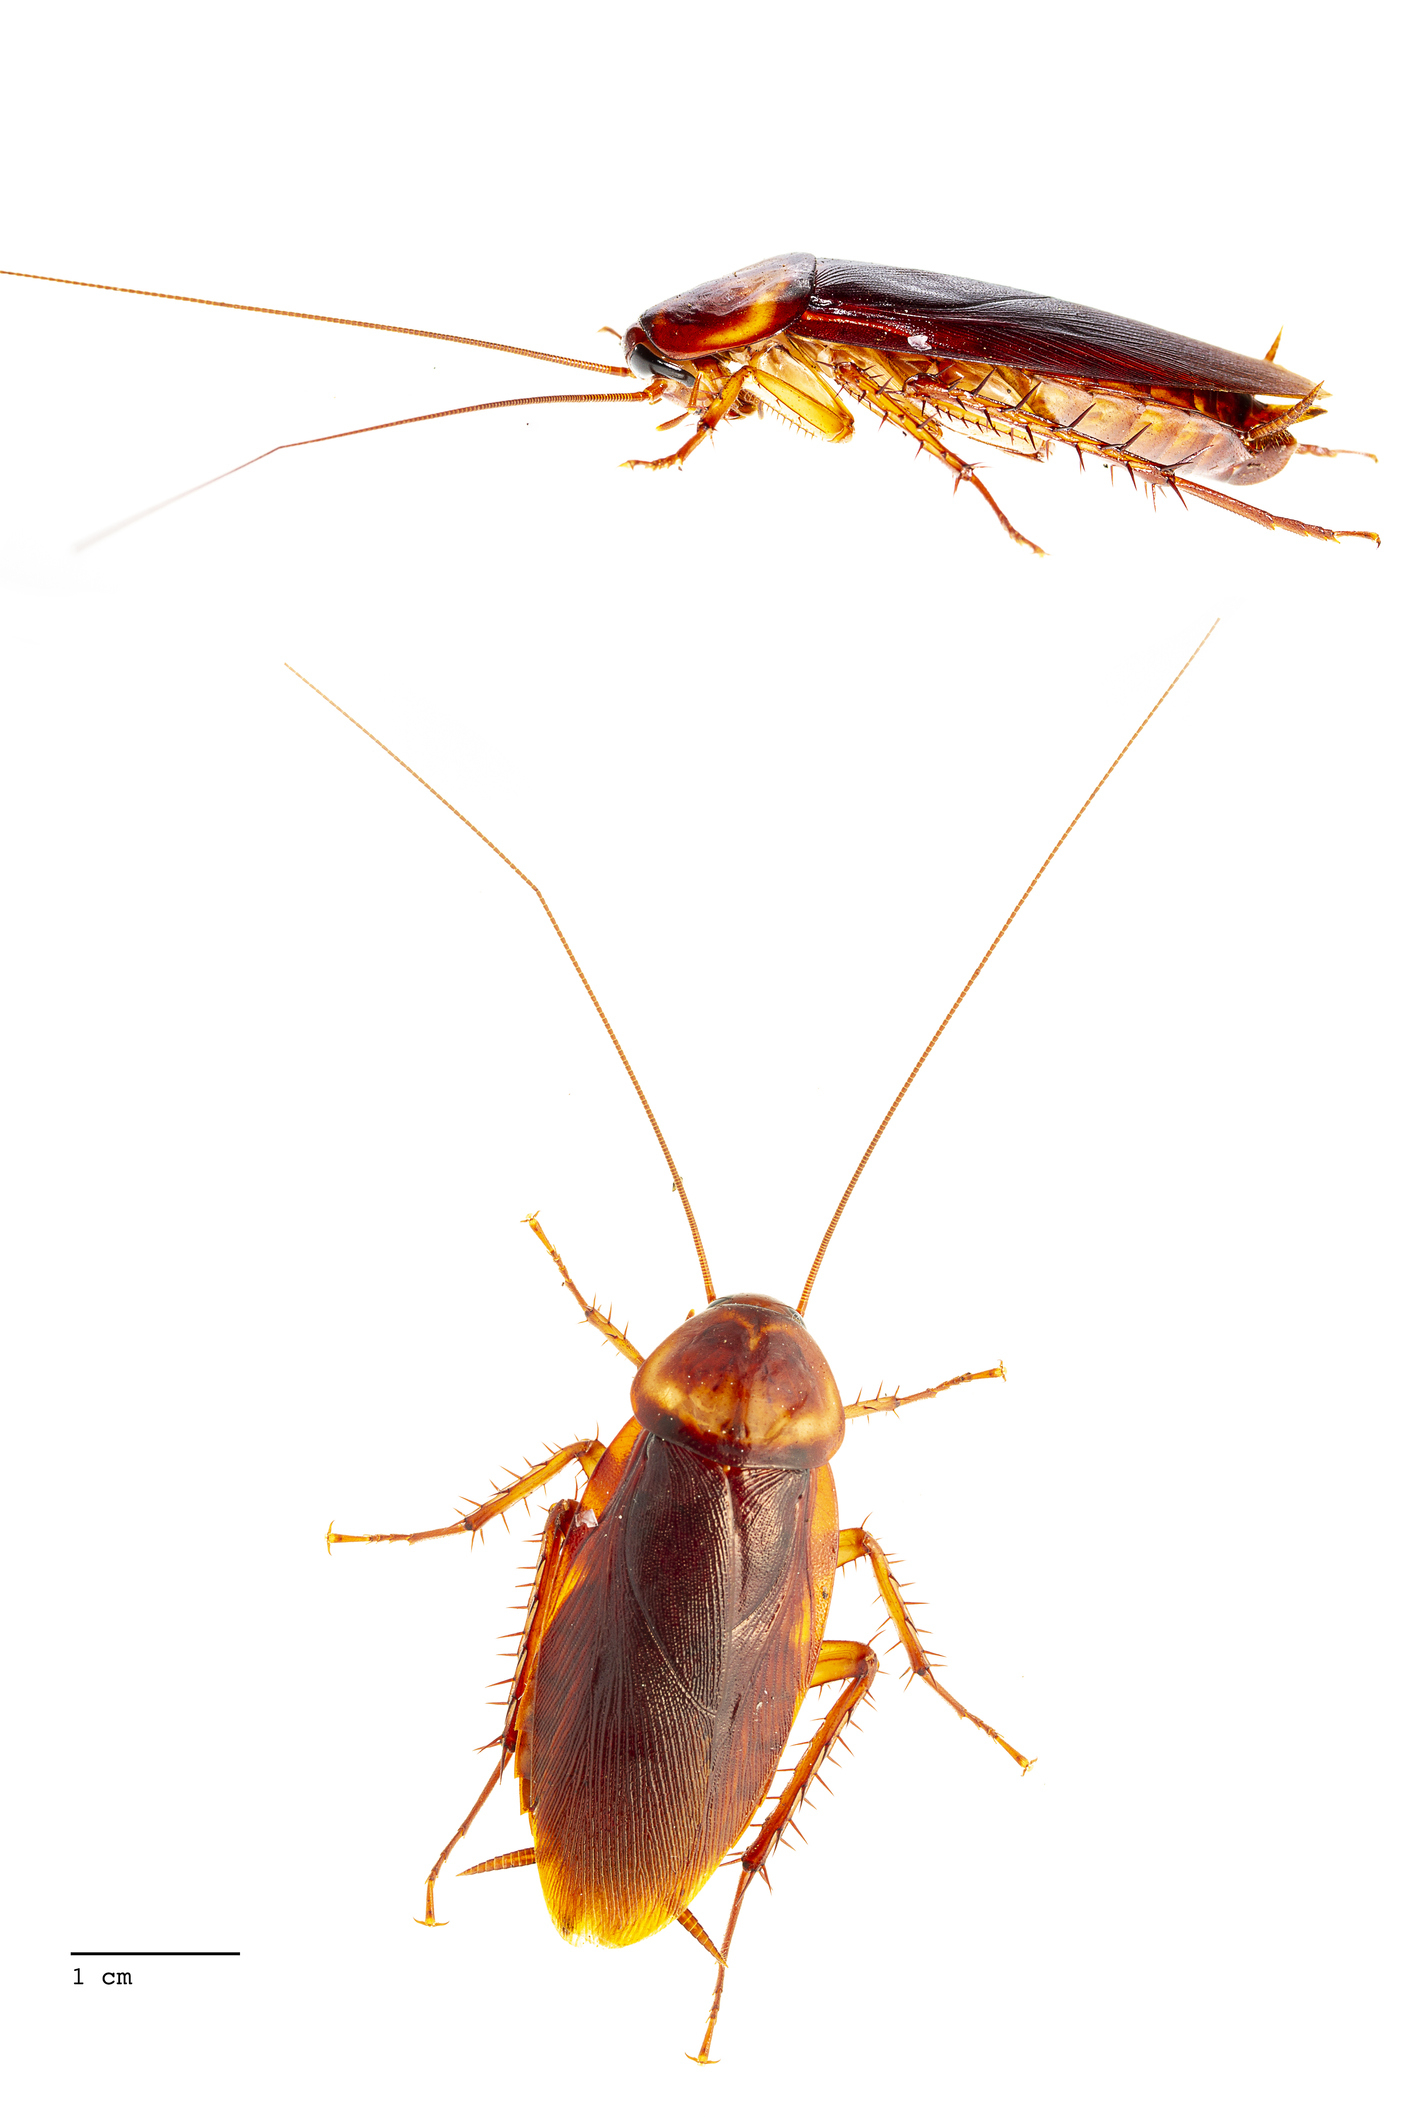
[622,254,1377,552]
[2,259,1375,552]
[312,626,1215,2062]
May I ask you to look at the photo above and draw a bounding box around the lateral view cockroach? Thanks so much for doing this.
[312,628,1214,2063]
[621,255,1377,552]
[2,260,1376,552]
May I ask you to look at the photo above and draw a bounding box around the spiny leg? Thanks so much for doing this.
[525,1210,642,1366]
[837,1525,1032,1772]
[427,1495,590,1924]
[326,1435,604,1551]
[623,362,752,471]
[695,1639,877,2064]
[1043,424,1378,545]
[909,370,1377,545]
[495,1494,588,1764]
[844,1361,1005,1424]
[332,1208,634,1550]
[1080,423,1379,544]
[830,355,1046,554]
[967,393,1376,544]
[930,436,1047,555]
[1168,470,1379,544]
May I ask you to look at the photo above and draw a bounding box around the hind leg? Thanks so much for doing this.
[694,1639,878,2064]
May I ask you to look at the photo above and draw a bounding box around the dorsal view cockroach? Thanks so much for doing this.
[311,626,1214,2063]
[2,259,1376,553]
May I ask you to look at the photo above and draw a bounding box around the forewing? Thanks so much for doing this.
[700,1461,832,1860]
[800,258,1315,398]
[521,1435,827,1945]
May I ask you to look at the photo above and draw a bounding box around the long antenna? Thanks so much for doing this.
[2,267,656,550]
[0,268,632,374]
[797,623,1219,1315]
[285,667,716,1305]
[73,384,658,550]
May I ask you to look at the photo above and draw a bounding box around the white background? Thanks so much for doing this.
[3,7,1409,2114]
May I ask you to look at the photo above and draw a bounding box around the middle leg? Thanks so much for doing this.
[838,1524,1032,1772]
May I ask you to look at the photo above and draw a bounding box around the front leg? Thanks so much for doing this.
[326,1436,604,1552]
[844,1361,1004,1423]
[525,1210,641,1366]
[623,361,753,472]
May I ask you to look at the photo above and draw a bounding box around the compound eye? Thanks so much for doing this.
[624,333,694,387]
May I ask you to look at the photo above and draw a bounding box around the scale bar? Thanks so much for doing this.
[70,1951,240,1957]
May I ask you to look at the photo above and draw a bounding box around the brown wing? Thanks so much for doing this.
[517,1431,836,1947]
[797,258,1315,399]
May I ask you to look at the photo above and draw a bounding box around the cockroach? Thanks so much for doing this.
[2,260,1376,553]
[621,255,1377,553]
[310,624,1214,2063]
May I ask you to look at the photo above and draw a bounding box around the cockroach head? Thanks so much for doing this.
[622,328,695,390]
[631,1296,845,1468]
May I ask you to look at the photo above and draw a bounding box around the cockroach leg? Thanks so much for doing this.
[1166,471,1380,544]
[524,1211,642,1367]
[622,363,751,471]
[828,355,1046,555]
[326,1437,605,1552]
[335,1475,603,1928]
[898,364,1378,544]
[308,639,1229,2054]
[836,1526,1033,1773]
[497,1492,588,1764]
[928,439,1046,556]
[418,1755,507,1926]
[695,1639,879,2065]
[621,423,712,472]
[1293,443,1379,462]
[435,1497,594,1925]
[456,1846,537,1877]
[843,1362,1005,1422]
[13,266,1379,556]
[676,1906,727,1969]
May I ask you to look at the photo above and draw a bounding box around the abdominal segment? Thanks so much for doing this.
[809,342,1311,488]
